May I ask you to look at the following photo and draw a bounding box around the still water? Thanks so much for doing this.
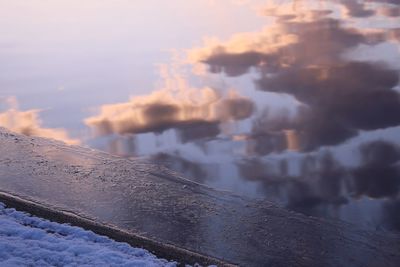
[1,0,400,231]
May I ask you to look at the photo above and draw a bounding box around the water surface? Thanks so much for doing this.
[1,0,400,232]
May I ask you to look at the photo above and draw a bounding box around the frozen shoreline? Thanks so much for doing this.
[0,127,399,267]
[0,191,227,267]
[0,201,177,267]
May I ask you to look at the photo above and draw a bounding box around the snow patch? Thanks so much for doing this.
[0,202,177,267]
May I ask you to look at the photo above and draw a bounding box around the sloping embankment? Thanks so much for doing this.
[0,127,399,267]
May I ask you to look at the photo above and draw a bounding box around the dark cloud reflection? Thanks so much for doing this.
[85,88,254,143]
[237,141,400,226]
[197,12,400,151]
[351,141,400,198]
[151,152,216,184]
[238,151,349,217]
[177,121,220,143]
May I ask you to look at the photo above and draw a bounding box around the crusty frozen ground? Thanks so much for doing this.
[0,202,176,267]
[0,127,399,267]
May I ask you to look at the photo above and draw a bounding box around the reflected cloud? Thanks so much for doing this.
[151,152,215,184]
[351,140,400,198]
[338,0,375,18]
[243,108,300,155]
[378,6,400,17]
[190,4,400,151]
[237,151,348,216]
[177,121,220,143]
[107,136,136,157]
[85,85,254,142]
[237,140,400,219]
[0,97,79,145]
[244,132,287,155]
[262,0,400,19]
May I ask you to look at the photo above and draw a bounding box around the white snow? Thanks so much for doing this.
[0,202,177,267]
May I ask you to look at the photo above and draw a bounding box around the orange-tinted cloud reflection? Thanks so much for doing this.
[188,2,400,151]
[85,86,254,138]
[0,97,80,145]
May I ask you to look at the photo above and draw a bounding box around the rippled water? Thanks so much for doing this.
[1,0,400,232]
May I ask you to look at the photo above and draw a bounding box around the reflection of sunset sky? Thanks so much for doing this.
[190,2,400,150]
[1,0,400,231]
[0,97,79,145]
[85,85,254,137]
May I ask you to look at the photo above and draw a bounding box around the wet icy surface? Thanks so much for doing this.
[0,202,176,267]
[0,128,399,267]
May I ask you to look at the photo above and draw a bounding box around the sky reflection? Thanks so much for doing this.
[0,96,79,144]
[1,0,400,231]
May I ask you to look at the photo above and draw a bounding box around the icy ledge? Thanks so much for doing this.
[0,127,399,267]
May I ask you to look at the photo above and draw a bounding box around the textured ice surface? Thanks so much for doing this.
[0,128,399,267]
[0,202,176,267]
